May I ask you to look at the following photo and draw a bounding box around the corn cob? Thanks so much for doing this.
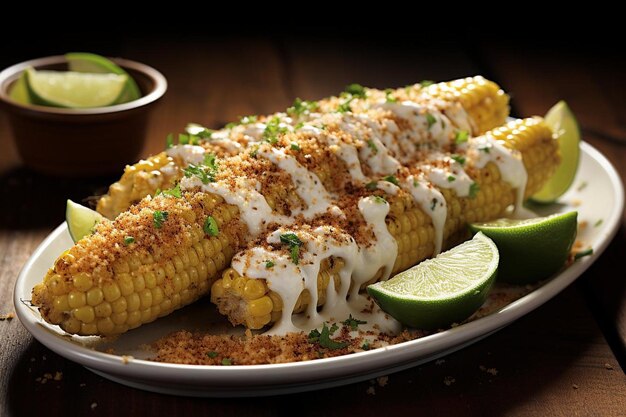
[96,76,509,219]
[32,83,537,337]
[209,117,559,329]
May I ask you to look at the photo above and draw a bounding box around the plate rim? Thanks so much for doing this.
[13,141,624,394]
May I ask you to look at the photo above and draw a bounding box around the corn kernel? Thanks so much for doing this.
[97,318,115,335]
[72,273,93,292]
[126,293,140,312]
[243,279,266,300]
[95,302,112,318]
[111,311,128,325]
[73,306,95,323]
[68,291,86,308]
[111,297,127,313]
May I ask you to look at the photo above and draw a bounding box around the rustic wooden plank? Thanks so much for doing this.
[481,43,626,358]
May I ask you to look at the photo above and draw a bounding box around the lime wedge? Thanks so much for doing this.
[66,52,141,103]
[470,211,577,284]
[531,101,581,203]
[25,67,129,108]
[8,72,30,104]
[66,200,105,243]
[367,232,498,329]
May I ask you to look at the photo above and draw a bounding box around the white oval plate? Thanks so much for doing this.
[14,142,624,397]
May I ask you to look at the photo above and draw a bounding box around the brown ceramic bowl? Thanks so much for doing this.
[0,55,167,176]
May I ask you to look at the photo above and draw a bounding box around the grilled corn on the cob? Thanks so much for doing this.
[32,78,558,336]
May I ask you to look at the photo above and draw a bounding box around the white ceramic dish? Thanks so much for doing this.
[14,142,624,397]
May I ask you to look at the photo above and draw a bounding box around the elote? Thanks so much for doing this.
[32,77,559,337]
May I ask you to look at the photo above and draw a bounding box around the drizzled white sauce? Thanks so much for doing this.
[231,196,400,336]
[166,145,207,165]
[176,98,531,337]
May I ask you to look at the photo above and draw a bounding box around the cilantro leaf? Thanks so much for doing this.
[309,323,348,350]
[469,182,480,199]
[425,113,436,129]
[344,83,366,98]
[165,133,174,149]
[366,139,378,155]
[342,314,367,330]
[383,175,399,186]
[447,175,456,183]
[161,183,182,198]
[203,216,219,236]
[451,154,466,165]
[287,98,319,116]
[365,181,378,191]
[153,210,169,229]
[206,351,218,358]
[265,260,275,269]
[124,236,135,245]
[263,116,288,144]
[290,142,301,151]
[280,233,303,265]
[455,130,469,144]
[221,358,232,366]
[420,80,435,87]
[373,196,387,204]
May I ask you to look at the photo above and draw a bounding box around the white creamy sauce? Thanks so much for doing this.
[468,134,528,214]
[165,145,207,165]
[402,175,447,255]
[231,198,401,336]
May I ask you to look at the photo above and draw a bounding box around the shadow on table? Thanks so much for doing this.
[580,226,626,368]
[6,286,607,417]
[0,167,116,230]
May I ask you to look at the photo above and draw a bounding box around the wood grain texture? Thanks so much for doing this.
[1,37,625,416]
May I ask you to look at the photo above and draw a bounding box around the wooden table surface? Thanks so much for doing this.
[1,36,625,416]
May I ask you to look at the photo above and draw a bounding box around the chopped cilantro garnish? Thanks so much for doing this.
[451,154,466,165]
[385,88,397,103]
[365,181,378,191]
[225,121,238,129]
[124,236,135,245]
[575,248,593,260]
[441,119,446,129]
[203,153,218,171]
[178,133,190,145]
[265,260,275,269]
[287,98,319,116]
[186,123,214,139]
[221,358,232,366]
[290,142,301,151]
[183,164,214,184]
[425,113,436,129]
[455,130,469,144]
[342,314,367,330]
[153,210,168,229]
[308,323,348,350]
[361,340,371,350]
[479,145,491,153]
[594,219,603,227]
[447,175,456,183]
[203,216,219,236]
[413,179,419,187]
[337,98,354,113]
[367,139,378,155]
[239,115,258,124]
[383,175,399,186]
[249,146,259,158]
[430,198,438,211]
[206,351,218,358]
[263,116,288,144]
[294,122,305,130]
[165,133,174,149]
[373,196,387,204]
[344,83,366,98]
[469,182,480,199]
[420,80,435,87]
[329,323,339,335]
[161,183,182,198]
[280,233,303,265]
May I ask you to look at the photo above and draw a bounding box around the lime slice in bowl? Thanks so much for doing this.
[8,72,30,104]
[66,200,105,243]
[66,52,141,103]
[470,211,577,284]
[531,101,581,204]
[25,67,129,108]
[367,232,499,330]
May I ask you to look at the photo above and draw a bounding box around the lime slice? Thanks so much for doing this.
[531,101,581,203]
[25,67,129,108]
[66,52,141,103]
[470,211,577,284]
[66,200,105,243]
[367,232,499,329]
[8,72,30,104]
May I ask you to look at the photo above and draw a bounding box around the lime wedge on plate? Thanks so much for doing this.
[531,101,581,203]
[66,52,141,102]
[470,211,577,284]
[8,72,30,104]
[25,68,129,108]
[367,232,499,329]
[66,200,105,243]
